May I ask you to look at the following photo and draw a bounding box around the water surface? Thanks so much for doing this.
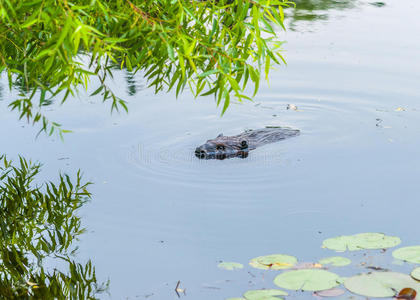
[1,0,420,298]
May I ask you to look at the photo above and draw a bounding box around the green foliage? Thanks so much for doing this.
[344,272,420,298]
[411,267,420,281]
[243,289,287,300]
[217,262,244,270]
[0,155,107,299]
[223,234,420,299]
[322,233,401,251]
[392,246,420,264]
[0,0,291,135]
[318,256,351,267]
[274,269,341,291]
[249,254,297,270]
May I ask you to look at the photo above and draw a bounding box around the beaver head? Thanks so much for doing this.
[195,134,249,160]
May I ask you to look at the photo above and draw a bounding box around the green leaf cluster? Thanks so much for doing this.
[0,0,291,134]
[0,155,107,299]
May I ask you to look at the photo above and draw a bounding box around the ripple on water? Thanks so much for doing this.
[122,86,418,189]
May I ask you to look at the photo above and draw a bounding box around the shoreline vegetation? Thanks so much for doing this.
[0,156,107,299]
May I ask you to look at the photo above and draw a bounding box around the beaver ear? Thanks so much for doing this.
[217,133,223,138]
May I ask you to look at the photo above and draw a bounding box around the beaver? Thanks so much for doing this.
[195,127,300,160]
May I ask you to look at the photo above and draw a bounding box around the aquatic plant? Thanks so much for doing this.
[222,232,420,299]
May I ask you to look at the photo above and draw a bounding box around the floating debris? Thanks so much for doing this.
[175,281,186,297]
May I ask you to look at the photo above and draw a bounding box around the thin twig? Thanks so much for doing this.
[175,280,181,298]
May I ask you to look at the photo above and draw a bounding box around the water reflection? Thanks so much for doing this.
[287,0,387,29]
[0,81,3,101]
[0,156,107,299]
[287,0,357,29]
[124,70,146,96]
[369,2,386,7]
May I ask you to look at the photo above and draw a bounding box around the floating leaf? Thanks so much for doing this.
[314,288,345,297]
[397,288,417,300]
[319,256,351,267]
[393,246,420,263]
[249,254,297,270]
[344,272,420,298]
[243,289,287,300]
[293,262,323,269]
[411,267,420,281]
[218,262,244,271]
[274,269,341,291]
[322,233,401,251]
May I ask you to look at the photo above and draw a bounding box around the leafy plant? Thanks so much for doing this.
[223,233,420,299]
[0,155,107,299]
[0,0,292,136]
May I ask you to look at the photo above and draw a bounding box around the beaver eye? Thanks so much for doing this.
[216,145,225,151]
[241,140,248,149]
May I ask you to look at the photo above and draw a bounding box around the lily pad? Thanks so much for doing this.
[274,269,341,291]
[314,288,345,297]
[322,233,401,251]
[293,262,323,269]
[249,254,297,270]
[393,246,420,263]
[319,256,351,267]
[218,262,244,270]
[411,267,420,281]
[344,272,420,297]
[243,289,287,300]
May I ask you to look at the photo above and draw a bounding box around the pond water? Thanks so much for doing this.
[1,0,420,299]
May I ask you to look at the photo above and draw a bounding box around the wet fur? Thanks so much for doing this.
[195,127,300,160]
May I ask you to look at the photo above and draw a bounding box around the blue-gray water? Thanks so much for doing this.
[1,0,420,299]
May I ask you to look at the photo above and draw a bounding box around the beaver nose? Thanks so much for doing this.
[195,148,207,159]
